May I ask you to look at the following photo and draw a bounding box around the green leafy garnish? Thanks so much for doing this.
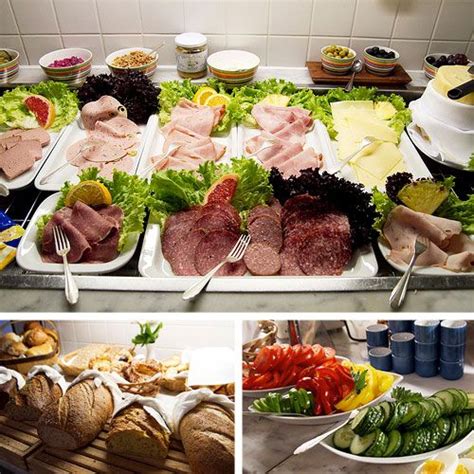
[352,368,368,394]
[391,386,424,402]
[132,321,163,346]
[468,152,474,171]
[371,187,396,233]
[0,81,78,132]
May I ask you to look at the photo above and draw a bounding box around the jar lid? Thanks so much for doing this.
[175,32,207,48]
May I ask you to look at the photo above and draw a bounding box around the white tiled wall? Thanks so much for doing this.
[1,0,473,69]
[53,320,235,358]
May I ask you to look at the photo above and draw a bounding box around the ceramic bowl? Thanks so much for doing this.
[0,48,20,82]
[39,48,92,86]
[320,45,356,75]
[364,45,399,76]
[207,50,259,84]
[106,47,158,77]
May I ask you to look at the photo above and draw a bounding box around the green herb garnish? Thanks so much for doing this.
[132,321,163,347]
[352,368,368,394]
[391,386,424,402]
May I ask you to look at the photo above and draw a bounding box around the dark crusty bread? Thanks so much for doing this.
[37,379,114,450]
[0,379,18,410]
[179,402,234,474]
[107,403,170,460]
[5,374,62,421]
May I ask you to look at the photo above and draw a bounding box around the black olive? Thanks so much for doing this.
[426,56,435,64]
[372,46,380,54]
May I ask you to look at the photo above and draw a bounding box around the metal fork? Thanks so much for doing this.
[53,226,79,305]
[182,234,251,300]
[389,238,427,310]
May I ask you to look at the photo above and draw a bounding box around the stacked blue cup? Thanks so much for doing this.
[414,320,440,377]
[366,324,390,366]
[439,321,466,380]
[391,332,415,374]
[388,320,413,335]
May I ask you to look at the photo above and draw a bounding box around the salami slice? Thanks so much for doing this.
[281,194,318,226]
[194,230,246,276]
[164,208,200,232]
[248,216,283,251]
[244,243,281,276]
[201,202,241,228]
[195,211,240,234]
[279,245,304,276]
[162,220,196,264]
[170,229,205,276]
[248,205,280,226]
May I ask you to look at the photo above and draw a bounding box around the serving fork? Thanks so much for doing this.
[389,237,428,310]
[53,226,79,305]
[182,234,251,300]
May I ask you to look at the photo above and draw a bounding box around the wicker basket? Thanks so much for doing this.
[0,321,60,375]
[242,320,278,363]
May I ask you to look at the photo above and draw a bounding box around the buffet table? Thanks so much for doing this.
[243,322,474,473]
[0,66,472,312]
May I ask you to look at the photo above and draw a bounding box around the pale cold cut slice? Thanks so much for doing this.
[194,230,247,276]
[1,128,50,147]
[244,243,281,276]
[95,116,139,137]
[81,96,125,130]
[98,155,135,179]
[0,140,43,180]
[248,216,283,251]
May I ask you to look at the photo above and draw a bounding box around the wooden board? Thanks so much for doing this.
[306,61,412,87]
[0,414,42,470]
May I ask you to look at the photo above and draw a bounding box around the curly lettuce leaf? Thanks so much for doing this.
[371,187,396,232]
[0,81,78,132]
[437,192,474,235]
[40,167,148,251]
[468,152,474,171]
[36,214,52,243]
[148,157,272,227]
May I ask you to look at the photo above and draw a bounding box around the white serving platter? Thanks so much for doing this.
[243,384,296,399]
[136,115,239,179]
[137,222,378,289]
[16,192,139,274]
[248,372,403,425]
[378,236,474,276]
[34,115,155,191]
[0,128,64,191]
[320,426,474,465]
[237,120,337,173]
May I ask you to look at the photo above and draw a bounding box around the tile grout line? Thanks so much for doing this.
[7,0,29,64]
[388,0,402,48]
[49,0,64,49]
[427,0,445,55]
[348,0,359,49]
[93,0,107,62]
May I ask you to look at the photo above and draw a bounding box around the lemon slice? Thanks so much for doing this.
[193,86,217,105]
[65,180,113,208]
[204,93,231,108]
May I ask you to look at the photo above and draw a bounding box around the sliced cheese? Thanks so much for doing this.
[375,101,397,120]
[433,65,474,106]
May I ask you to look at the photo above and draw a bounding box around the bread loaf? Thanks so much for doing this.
[25,340,54,357]
[0,379,19,410]
[107,403,170,460]
[5,374,62,421]
[179,402,234,474]
[37,379,113,450]
[23,328,49,347]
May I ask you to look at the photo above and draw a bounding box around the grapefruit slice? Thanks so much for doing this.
[204,174,239,204]
[23,95,55,129]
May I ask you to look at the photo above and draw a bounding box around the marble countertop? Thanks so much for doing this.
[243,322,474,473]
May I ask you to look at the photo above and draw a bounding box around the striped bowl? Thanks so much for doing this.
[106,48,158,78]
[423,53,454,79]
[364,46,399,76]
[207,50,259,84]
[320,46,356,75]
[39,48,92,87]
[0,49,20,83]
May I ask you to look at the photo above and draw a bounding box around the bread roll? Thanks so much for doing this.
[107,403,170,460]
[0,379,19,410]
[25,340,54,357]
[0,332,21,352]
[6,340,27,357]
[5,374,62,421]
[179,402,234,474]
[24,321,43,331]
[37,379,113,450]
[23,328,49,347]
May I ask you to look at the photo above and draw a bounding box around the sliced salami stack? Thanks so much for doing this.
[162,201,247,276]
[280,194,352,276]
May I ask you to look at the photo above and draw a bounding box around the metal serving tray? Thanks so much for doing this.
[0,89,473,293]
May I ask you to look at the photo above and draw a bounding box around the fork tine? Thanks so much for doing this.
[228,234,245,257]
[52,226,60,253]
[59,226,70,250]
[232,234,251,260]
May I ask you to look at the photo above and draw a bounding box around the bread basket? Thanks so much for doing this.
[242,320,278,363]
[0,321,60,374]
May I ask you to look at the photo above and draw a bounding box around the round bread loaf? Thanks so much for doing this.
[0,379,19,410]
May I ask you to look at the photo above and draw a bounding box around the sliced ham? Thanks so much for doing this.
[95,116,139,137]
[99,155,135,179]
[251,104,313,134]
[81,96,125,130]
[277,148,324,177]
[0,140,42,180]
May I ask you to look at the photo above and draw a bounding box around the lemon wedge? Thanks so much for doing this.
[204,93,231,108]
[65,180,113,208]
[193,86,217,105]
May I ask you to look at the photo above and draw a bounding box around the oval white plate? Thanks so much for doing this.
[243,384,296,399]
[320,429,474,464]
[378,236,474,276]
[248,371,403,425]
[16,192,139,274]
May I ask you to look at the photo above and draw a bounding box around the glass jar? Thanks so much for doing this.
[175,32,208,79]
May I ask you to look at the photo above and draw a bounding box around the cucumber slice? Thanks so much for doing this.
[350,431,377,455]
[365,429,388,457]
[383,430,402,457]
[436,417,451,445]
[333,425,356,451]
[428,425,442,451]
[405,405,426,431]
[351,407,371,435]
[399,431,416,457]
[443,416,458,446]
[379,401,392,429]
[447,389,463,413]
[385,403,405,432]
[461,413,471,438]
[412,428,430,455]
[400,402,422,427]
[428,396,447,416]
[420,400,437,425]
[454,389,469,411]
[433,390,456,415]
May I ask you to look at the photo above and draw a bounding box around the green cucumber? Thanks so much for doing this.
[428,396,447,416]
[433,390,456,415]
[350,431,377,455]
[379,401,393,429]
[400,402,421,427]
[385,402,406,432]
[443,416,458,446]
[333,425,355,450]
[351,407,371,435]
[365,429,388,457]
[399,431,416,457]
[383,430,402,457]
[412,428,430,455]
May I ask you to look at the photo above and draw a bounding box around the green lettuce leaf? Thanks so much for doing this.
[468,152,474,171]
[0,81,78,132]
[39,167,149,251]
[437,192,474,235]
[371,187,396,232]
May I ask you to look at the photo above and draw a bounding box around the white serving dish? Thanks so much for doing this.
[16,193,139,274]
[137,222,378,288]
[136,115,239,179]
[0,129,63,191]
[34,114,154,191]
[248,371,403,425]
[378,235,474,276]
[321,425,474,465]
[243,385,296,399]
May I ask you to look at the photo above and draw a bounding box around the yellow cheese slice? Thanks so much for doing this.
[375,101,397,120]
[433,65,474,106]
[352,164,385,189]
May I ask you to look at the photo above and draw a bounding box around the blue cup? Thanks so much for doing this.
[440,359,464,380]
[392,354,415,375]
[415,358,438,377]
[369,347,393,372]
[390,332,415,357]
[415,341,439,360]
[366,324,389,347]
[440,343,465,363]
[414,320,440,343]
[388,320,413,334]
[440,321,467,345]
